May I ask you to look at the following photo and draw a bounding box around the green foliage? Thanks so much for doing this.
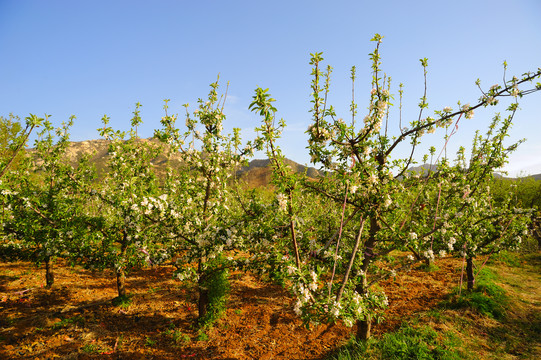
[80,343,99,354]
[165,329,190,345]
[0,114,24,173]
[195,331,209,341]
[329,325,465,360]
[249,34,540,339]
[51,315,85,330]
[491,177,541,210]
[487,250,521,267]
[198,259,230,328]
[1,34,540,344]
[145,336,156,347]
[444,268,508,319]
[1,116,84,287]
[0,113,43,178]
[111,294,133,308]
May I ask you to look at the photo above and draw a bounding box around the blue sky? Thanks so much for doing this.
[1,0,540,176]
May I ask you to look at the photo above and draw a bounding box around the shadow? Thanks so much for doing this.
[1,261,353,359]
[0,274,20,292]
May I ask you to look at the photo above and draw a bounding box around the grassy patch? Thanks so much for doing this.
[443,268,508,320]
[52,315,85,330]
[487,250,522,267]
[195,331,209,342]
[198,262,230,329]
[145,336,156,347]
[418,262,440,272]
[328,324,466,360]
[111,294,133,308]
[80,343,99,354]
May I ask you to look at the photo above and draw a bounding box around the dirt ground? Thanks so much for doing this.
[0,257,464,359]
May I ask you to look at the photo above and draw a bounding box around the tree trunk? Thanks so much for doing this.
[354,215,378,341]
[357,313,372,340]
[197,259,209,321]
[198,282,209,321]
[116,267,127,298]
[45,257,54,288]
[466,256,475,291]
[532,217,541,249]
[355,272,372,340]
[116,232,128,298]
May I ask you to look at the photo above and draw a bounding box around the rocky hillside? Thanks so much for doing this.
[54,138,322,187]
[33,139,539,186]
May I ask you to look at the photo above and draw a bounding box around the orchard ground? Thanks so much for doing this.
[0,251,539,359]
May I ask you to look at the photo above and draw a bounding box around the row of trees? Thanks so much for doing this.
[1,35,540,340]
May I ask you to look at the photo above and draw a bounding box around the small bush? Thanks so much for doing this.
[198,259,230,328]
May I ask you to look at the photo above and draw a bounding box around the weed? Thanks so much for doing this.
[112,294,133,308]
[52,315,84,330]
[145,336,156,347]
[164,327,190,345]
[172,330,190,345]
[382,254,396,265]
[3,316,16,326]
[419,262,440,272]
[195,332,208,342]
[81,343,99,354]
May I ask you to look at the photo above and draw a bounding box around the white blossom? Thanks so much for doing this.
[277,193,288,212]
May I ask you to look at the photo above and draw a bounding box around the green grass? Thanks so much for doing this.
[195,331,209,342]
[145,336,156,347]
[327,252,541,359]
[52,315,85,330]
[111,294,133,308]
[80,343,99,354]
[487,250,522,267]
[328,324,466,360]
[164,327,190,346]
[442,268,508,320]
[198,259,230,329]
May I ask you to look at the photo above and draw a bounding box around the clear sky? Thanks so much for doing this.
[1,0,540,176]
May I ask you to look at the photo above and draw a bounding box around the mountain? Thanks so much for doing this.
[407,163,541,181]
[34,140,540,186]
[54,138,322,188]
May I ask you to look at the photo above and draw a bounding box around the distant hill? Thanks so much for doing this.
[407,163,541,181]
[234,158,322,187]
[33,138,322,188]
[30,140,538,187]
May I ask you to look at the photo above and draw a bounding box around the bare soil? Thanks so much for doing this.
[0,256,507,359]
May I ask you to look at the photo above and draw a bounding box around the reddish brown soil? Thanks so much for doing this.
[0,257,463,359]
